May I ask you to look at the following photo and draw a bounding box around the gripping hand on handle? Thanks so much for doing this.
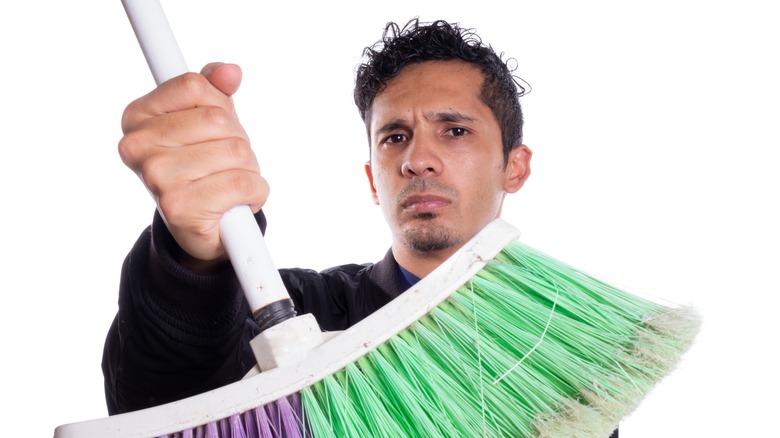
[121,0,293,319]
[118,63,268,272]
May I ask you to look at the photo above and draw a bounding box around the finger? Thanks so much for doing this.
[200,63,242,96]
[117,103,249,177]
[177,169,269,217]
[157,169,269,259]
[121,71,235,132]
[124,102,247,150]
[133,138,260,198]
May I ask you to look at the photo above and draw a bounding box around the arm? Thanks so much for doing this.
[103,63,269,413]
[102,211,262,413]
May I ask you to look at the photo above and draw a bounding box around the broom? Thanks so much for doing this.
[53,1,701,436]
[54,217,699,437]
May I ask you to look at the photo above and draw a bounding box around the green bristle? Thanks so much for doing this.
[301,240,700,437]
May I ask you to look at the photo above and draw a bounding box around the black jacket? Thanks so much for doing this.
[102,211,405,414]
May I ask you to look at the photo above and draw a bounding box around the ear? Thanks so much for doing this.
[364,162,380,205]
[503,145,532,194]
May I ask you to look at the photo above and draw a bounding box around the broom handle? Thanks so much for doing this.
[121,0,295,327]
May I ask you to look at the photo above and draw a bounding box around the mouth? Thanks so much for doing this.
[401,194,451,213]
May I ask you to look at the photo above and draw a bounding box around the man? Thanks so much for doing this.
[105,18,615,437]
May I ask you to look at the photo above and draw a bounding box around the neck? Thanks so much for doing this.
[392,243,459,279]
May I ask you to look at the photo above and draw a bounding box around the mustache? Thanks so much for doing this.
[396,178,458,204]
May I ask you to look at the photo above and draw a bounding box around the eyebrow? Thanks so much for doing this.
[431,111,478,124]
[374,119,409,137]
[374,111,478,136]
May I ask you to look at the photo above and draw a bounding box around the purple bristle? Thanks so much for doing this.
[164,394,306,437]
[218,418,230,436]
[228,415,246,438]
[274,396,303,438]
[205,421,219,438]
[250,406,273,438]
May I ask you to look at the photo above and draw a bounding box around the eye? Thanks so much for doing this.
[447,127,468,137]
[384,133,408,144]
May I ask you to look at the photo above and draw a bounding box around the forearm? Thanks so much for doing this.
[102,211,262,414]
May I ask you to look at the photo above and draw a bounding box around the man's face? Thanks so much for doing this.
[365,60,531,259]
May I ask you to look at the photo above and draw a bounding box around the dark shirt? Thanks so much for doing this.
[398,264,421,289]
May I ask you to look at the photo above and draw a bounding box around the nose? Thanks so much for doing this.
[401,137,442,178]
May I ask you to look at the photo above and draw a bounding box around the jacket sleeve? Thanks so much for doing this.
[101,211,264,414]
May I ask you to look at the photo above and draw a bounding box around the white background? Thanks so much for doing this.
[2,0,777,436]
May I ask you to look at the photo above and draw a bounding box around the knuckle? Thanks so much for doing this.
[138,155,158,182]
[230,171,255,196]
[120,98,142,134]
[179,72,210,94]
[226,136,253,163]
[252,177,270,206]
[157,191,186,222]
[201,105,231,128]
[138,155,166,194]
[117,134,140,167]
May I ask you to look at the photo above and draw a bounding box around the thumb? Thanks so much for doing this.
[200,62,242,96]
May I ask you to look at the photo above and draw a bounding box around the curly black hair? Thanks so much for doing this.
[354,18,529,164]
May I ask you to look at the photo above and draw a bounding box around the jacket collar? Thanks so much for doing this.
[366,248,407,311]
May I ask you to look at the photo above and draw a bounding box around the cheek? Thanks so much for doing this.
[468,159,507,205]
[370,170,393,205]
[371,156,399,194]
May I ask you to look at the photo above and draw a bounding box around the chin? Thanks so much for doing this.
[400,221,460,254]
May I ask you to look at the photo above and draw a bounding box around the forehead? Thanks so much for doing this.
[381,60,484,94]
[369,60,489,129]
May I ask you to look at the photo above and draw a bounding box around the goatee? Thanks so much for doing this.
[401,215,457,253]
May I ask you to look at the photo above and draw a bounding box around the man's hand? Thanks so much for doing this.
[119,63,268,270]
